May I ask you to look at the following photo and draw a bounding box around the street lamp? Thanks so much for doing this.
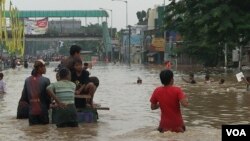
[112,0,128,28]
[99,8,113,39]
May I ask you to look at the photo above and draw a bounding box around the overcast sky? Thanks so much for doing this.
[8,0,170,30]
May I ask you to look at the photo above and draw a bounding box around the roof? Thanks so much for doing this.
[5,10,109,18]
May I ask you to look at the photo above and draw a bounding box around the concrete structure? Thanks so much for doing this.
[5,10,110,60]
[48,20,81,34]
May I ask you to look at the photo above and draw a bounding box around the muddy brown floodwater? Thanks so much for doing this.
[0,62,249,141]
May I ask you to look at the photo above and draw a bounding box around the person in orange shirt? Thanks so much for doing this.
[164,61,171,70]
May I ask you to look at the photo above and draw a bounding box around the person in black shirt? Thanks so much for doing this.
[71,58,97,108]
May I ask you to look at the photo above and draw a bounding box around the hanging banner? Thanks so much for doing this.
[151,37,165,52]
[24,17,48,35]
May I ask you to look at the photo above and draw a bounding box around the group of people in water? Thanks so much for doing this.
[1,45,249,133]
[181,73,225,84]
[181,72,249,91]
[149,61,250,133]
[16,45,99,128]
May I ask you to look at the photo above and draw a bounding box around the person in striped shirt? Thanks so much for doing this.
[47,68,78,128]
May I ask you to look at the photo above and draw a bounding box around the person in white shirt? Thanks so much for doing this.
[0,72,6,94]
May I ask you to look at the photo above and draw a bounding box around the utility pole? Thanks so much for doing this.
[112,0,128,28]
[238,45,242,71]
[238,38,243,71]
[122,29,127,63]
[0,43,2,71]
[164,31,167,61]
[128,25,131,66]
[224,43,228,70]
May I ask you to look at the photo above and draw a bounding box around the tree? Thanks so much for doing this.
[136,10,148,25]
[141,10,146,21]
[164,0,250,67]
[136,11,143,23]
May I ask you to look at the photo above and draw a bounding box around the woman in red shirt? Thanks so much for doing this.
[150,69,189,133]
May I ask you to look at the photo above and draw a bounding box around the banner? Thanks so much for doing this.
[151,37,165,52]
[24,17,48,35]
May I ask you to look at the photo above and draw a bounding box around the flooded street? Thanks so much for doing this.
[0,62,249,141]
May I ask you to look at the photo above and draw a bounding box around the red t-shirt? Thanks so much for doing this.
[150,85,186,132]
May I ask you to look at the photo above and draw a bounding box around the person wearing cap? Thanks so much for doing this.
[0,72,6,94]
[17,59,51,125]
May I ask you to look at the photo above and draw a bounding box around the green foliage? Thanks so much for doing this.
[136,11,143,23]
[136,10,148,25]
[141,10,146,19]
[164,0,250,66]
